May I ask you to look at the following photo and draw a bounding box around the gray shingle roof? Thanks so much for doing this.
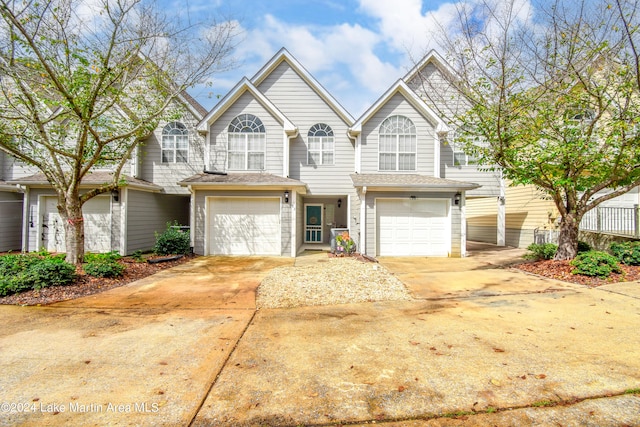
[350,173,480,190]
[11,172,163,191]
[180,172,307,187]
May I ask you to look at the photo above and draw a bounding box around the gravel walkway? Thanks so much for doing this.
[256,257,413,309]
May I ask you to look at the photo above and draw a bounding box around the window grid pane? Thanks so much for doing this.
[379,116,416,171]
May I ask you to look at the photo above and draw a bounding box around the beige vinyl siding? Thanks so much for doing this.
[192,190,291,256]
[139,102,205,194]
[466,183,559,247]
[364,191,462,257]
[0,191,23,251]
[360,93,436,176]
[208,92,284,176]
[256,61,356,194]
[125,190,189,254]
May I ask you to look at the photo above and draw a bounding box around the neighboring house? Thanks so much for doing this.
[2,93,207,255]
[182,48,493,258]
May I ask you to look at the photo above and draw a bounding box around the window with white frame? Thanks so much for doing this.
[307,123,334,165]
[161,122,188,163]
[227,114,266,170]
[379,115,416,171]
[451,129,477,166]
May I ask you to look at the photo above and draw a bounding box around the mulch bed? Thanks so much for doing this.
[515,259,640,287]
[0,254,196,306]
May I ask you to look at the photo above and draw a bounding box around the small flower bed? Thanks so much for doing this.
[335,231,356,256]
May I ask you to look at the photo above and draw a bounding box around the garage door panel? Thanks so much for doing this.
[43,196,111,253]
[208,197,281,256]
[377,198,450,257]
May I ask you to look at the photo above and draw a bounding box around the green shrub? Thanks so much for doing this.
[154,222,190,255]
[577,241,592,253]
[570,251,622,278]
[524,243,558,260]
[84,261,125,278]
[131,250,145,263]
[610,241,640,266]
[0,254,76,295]
[29,259,77,290]
[84,251,121,263]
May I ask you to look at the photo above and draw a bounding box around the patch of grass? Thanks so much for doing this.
[624,388,640,395]
[442,410,476,418]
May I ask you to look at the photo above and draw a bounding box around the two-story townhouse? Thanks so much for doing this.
[183,48,486,258]
[182,48,354,256]
[4,92,206,255]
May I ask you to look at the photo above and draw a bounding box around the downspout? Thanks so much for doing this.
[283,129,298,177]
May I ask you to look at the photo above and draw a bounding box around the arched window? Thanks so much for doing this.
[161,122,188,163]
[379,115,416,171]
[307,123,334,165]
[228,114,266,170]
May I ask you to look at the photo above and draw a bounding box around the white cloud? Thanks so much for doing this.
[226,14,402,116]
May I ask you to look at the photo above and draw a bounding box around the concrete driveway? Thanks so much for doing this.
[1,247,640,426]
[0,256,293,426]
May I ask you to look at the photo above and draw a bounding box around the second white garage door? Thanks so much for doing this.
[377,198,450,256]
[208,197,281,255]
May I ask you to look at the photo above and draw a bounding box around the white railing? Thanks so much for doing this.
[580,205,639,237]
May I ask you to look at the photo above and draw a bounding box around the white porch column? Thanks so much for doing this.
[290,190,297,257]
[460,192,467,257]
[359,186,367,255]
[497,170,506,246]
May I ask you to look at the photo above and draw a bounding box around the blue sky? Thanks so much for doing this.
[178,0,464,117]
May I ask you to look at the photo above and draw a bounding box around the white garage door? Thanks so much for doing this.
[43,196,112,253]
[208,197,281,255]
[377,198,450,256]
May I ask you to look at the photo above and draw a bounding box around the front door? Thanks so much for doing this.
[305,204,323,243]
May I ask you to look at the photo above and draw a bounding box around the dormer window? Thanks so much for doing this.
[307,123,334,165]
[228,114,266,170]
[161,122,188,163]
[379,115,416,171]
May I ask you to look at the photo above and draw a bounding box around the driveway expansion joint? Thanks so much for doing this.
[188,309,259,427]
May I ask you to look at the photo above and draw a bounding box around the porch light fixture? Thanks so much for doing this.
[454,192,461,205]
[284,190,289,203]
[337,198,342,208]
[111,188,119,202]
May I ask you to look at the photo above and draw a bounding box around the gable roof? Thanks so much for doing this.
[348,79,450,137]
[403,50,460,86]
[251,48,355,126]
[179,90,208,119]
[197,77,296,135]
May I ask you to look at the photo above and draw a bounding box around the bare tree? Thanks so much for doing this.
[0,0,239,264]
[416,0,640,259]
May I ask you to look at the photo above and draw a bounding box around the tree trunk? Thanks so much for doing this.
[555,212,580,260]
[61,196,85,265]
